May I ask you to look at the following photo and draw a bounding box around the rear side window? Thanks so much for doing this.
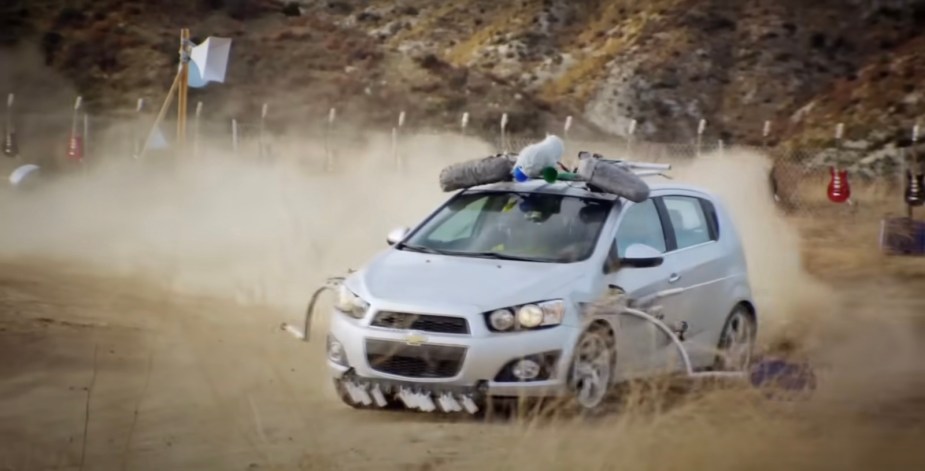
[699,198,720,240]
[615,199,667,256]
[662,196,714,249]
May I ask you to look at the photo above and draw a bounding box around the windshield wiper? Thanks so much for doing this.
[399,245,547,262]
[398,244,448,255]
[463,251,548,262]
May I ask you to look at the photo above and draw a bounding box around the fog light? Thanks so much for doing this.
[512,359,541,380]
[327,335,347,366]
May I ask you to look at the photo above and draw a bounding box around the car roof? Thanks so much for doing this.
[462,178,718,203]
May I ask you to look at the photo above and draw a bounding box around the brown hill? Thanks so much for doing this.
[2,0,924,149]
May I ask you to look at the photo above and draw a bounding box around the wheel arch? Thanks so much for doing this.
[587,318,617,341]
[734,299,758,331]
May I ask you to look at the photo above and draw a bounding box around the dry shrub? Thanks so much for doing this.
[273,29,297,41]
[787,176,925,280]
[324,36,343,52]
[286,14,311,27]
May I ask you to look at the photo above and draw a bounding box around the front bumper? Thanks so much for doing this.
[326,307,581,398]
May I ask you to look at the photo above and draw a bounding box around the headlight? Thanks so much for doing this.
[486,300,566,332]
[334,285,369,319]
[517,304,544,328]
[519,300,565,328]
[489,309,516,331]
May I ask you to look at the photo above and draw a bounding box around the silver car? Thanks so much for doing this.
[325,178,757,414]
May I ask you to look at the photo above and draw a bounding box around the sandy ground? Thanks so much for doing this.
[2,134,925,470]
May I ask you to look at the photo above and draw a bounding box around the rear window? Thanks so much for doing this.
[662,196,714,249]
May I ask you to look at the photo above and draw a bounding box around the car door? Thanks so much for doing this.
[605,198,679,378]
[655,192,728,368]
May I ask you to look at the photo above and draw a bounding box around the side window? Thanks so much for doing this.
[427,196,488,243]
[662,196,713,249]
[615,199,667,256]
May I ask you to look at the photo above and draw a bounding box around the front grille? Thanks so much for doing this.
[365,339,466,378]
[370,311,470,334]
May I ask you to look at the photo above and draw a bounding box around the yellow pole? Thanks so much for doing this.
[137,28,190,161]
[137,70,180,161]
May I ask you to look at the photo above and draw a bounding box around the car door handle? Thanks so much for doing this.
[668,273,681,283]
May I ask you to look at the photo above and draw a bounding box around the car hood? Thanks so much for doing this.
[350,249,589,313]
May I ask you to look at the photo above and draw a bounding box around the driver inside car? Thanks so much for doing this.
[473,196,557,256]
[476,195,606,262]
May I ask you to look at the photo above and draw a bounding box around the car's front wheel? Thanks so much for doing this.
[565,324,617,416]
[714,305,756,371]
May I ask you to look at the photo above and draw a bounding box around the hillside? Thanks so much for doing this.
[2,0,924,150]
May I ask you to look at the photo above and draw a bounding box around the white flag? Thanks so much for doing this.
[189,37,232,88]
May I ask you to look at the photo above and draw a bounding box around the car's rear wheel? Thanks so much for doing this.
[566,324,616,416]
[714,305,756,371]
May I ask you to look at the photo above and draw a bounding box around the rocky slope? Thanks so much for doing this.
[2,0,924,151]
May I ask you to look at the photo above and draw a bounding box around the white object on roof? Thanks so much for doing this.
[513,134,564,178]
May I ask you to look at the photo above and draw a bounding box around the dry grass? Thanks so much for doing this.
[538,2,676,103]
[388,1,464,45]
[443,2,543,67]
[792,181,925,280]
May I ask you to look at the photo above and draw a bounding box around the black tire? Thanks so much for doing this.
[565,324,617,417]
[714,305,757,372]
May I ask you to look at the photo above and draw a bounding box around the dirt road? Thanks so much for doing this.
[2,137,925,470]
[2,260,924,471]
[0,259,498,471]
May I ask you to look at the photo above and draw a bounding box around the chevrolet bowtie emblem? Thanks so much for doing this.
[404,331,428,346]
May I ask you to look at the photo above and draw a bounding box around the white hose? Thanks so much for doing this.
[280,276,344,342]
[619,307,745,381]
[620,307,694,375]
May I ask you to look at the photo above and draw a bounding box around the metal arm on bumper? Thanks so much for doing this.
[280,276,345,342]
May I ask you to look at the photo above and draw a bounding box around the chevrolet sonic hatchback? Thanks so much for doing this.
[325,178,757,414]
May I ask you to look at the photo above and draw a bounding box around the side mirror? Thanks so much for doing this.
[619,243,664,268]
[386,226,410,246]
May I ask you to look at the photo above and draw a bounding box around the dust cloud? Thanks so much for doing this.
[2,129,924,470]
[0,133,836,333]
[1,133,823,321]
[1,43,82,174]
[0,44,79,115]
[668,148,837,342]
[0,130,495,315]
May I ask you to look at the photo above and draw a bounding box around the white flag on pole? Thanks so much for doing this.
[189,37,233,88]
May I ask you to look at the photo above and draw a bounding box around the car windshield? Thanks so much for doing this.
[399,191,614,263]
